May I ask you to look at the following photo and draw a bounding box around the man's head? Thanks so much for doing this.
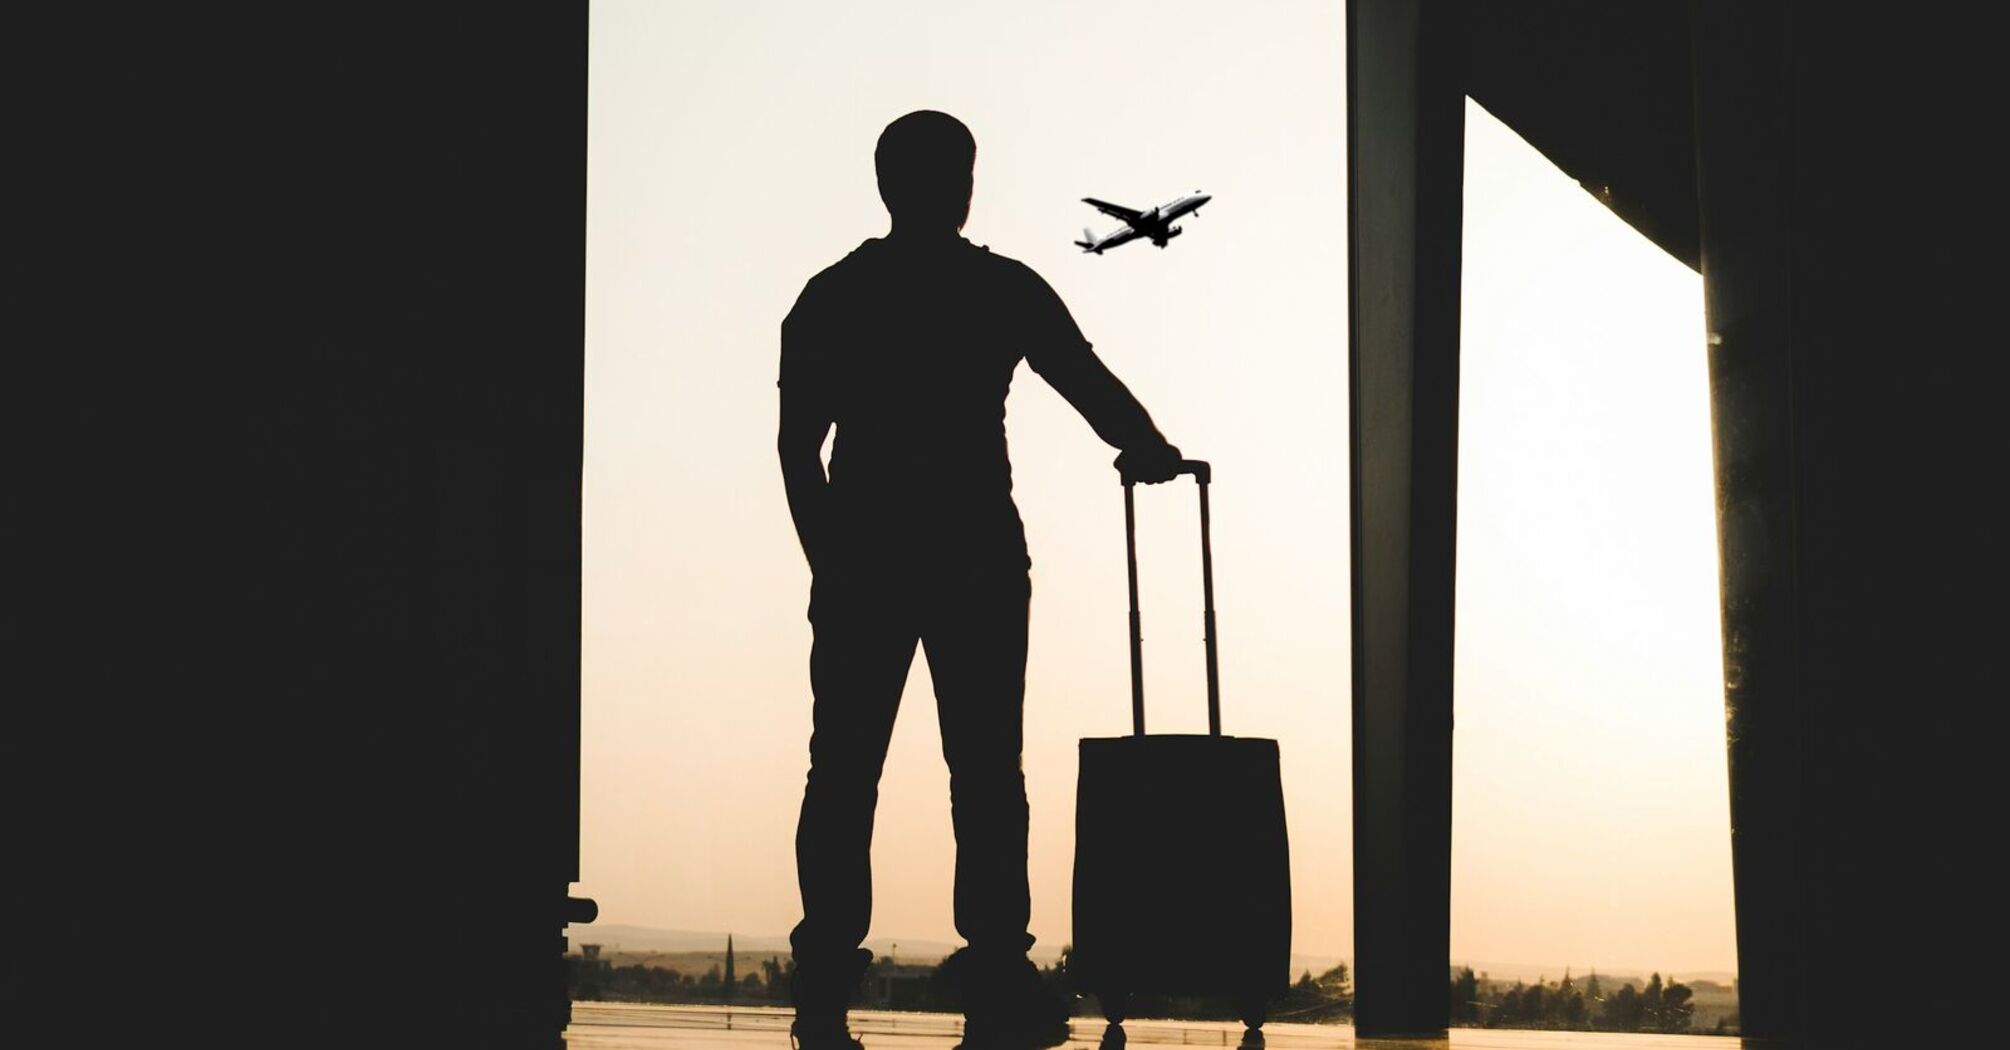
[875,110,975,233]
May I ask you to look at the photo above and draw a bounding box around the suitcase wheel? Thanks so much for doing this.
[1097,989,1128,1025]
[1236,994,1266,1031]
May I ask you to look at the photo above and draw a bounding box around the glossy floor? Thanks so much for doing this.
[566,1005,1765,1050]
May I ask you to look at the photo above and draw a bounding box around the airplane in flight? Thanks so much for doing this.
[1074,190,1213,253]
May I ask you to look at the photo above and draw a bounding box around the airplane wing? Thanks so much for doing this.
[1083,198,1145,224]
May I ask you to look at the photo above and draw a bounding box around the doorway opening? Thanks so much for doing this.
[1449,99,1738,1034]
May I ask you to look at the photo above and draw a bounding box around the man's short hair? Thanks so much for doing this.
[875,110,976,229]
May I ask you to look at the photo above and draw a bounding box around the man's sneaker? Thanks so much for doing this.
[789,947,874,1050]
[957,951,1072,1049]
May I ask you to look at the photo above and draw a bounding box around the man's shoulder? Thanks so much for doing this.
[787,241,878,322]
[958,242,1064,306]
[801,239,880,288]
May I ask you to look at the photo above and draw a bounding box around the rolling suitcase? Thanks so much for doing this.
[1071,460,1291,1030]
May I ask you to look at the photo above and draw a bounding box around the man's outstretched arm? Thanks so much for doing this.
[1021,272,1184,481]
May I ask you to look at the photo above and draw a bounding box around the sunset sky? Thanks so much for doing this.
[580,0,1735,977]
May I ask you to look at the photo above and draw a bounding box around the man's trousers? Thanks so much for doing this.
[789,556,1035,1011]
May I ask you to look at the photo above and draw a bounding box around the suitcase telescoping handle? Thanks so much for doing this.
[1122,459,1219,737]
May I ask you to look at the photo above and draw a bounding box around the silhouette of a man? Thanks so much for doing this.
[779,110,1183,1049]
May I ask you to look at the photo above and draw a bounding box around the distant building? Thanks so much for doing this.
[864,962,936,1011]
[573,944,608,1001]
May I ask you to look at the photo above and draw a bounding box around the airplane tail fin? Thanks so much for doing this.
[1074,227,1097,251]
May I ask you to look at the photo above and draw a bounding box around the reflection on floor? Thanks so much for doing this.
[566,1004,1761,1050]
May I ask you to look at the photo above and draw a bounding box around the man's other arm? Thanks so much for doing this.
[1019,269,1182,479]
[778,282,836,571]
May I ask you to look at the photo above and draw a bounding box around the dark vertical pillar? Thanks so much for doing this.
[1695,3,1996,1044]
[1690,2,1805,1039]
[1346,0,1464,1036]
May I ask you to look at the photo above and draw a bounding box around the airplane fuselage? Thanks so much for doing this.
[1145,192,1210,228]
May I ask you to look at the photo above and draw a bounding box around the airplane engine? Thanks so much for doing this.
[1165,226,1183,239]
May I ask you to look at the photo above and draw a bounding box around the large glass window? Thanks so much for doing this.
[580,0,1351,1019]
[1451,99,1739,1035]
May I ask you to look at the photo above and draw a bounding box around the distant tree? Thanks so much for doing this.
[1278,970,1319,1014]
[1441,964,1708,1036]
[1038,945,1075,1010]
[1656,977,1695,1032]
[1315,961,1351,1001]
[1497,981,1525,1027]
[1602,983,1644,1032]
[1449,966,1479,1025]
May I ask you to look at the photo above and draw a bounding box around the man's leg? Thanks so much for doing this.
[922,564,1033,955]
[922,565,1066,1044]
[791,571,919,1038]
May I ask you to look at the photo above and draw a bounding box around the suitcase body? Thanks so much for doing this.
[1069,462,1292,1028]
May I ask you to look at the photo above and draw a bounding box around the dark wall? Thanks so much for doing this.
[22,6,587,1044]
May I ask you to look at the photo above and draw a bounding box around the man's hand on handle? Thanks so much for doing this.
[1115,442,1186,485]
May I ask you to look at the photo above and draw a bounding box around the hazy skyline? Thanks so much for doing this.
[581,0,1735,976]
